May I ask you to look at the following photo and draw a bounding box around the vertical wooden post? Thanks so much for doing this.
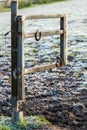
[60,15,67,65]
[17,15,24,101]
[11,0,18,122]
[11,0,24,122]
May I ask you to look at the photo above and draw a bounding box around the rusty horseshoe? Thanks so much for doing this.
[35,30,41,41]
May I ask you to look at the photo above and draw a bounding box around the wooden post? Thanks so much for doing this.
[60,15,67,65]
[11,0,23,122]
[11,0,18,122]
[17,15,24,101]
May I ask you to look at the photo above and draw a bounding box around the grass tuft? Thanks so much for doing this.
[0,116,51,130]
[0,123,9,130]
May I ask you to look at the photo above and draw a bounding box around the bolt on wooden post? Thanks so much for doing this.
[11,0,24,122]
[60,15,67,65]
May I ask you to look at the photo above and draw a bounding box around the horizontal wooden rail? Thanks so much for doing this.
[24,14,66,20]
[24,62,63,74]
[24,30,64,39]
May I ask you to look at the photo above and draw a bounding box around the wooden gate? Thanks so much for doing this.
[11,0,67,122]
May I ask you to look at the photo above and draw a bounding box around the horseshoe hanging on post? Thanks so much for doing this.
[35,30,41,41]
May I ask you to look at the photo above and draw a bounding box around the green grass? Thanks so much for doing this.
[0,116,51,130]
[0,124,9,130]
[31,0,65,4]
[19,0,32,9]
[32,48,38,53]
[0,5,10,12]
[0,0,67,12]
[19,0,66,8]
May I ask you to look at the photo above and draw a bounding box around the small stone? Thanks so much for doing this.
[71,103,85,116]
[76,87,87,93]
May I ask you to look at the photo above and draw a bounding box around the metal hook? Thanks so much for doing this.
[56,56,64,67]
[4,31,11,37]
[35,30,41,41]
